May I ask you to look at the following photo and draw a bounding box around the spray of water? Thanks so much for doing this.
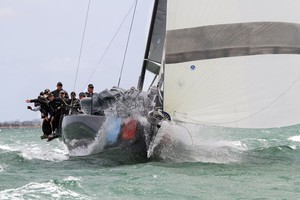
[148,121,248,163]
[67,88,155,157]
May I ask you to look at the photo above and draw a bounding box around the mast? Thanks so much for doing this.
[137,0,160,91]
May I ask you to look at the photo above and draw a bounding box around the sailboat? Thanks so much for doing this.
[61,0,300,159]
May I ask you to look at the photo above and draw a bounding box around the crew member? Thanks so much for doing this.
[43,89,50,97]
[79,92,86,100]
[58,90,69,115]
[51,82,69,99]
[85,84,94,97]
[48,93,63,141]
[68,92,82,114]
[25,91,52,139]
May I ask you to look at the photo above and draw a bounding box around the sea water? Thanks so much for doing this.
[0,126,300,199]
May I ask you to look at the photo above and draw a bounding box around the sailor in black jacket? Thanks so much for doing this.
[48,93,63,137]
[25,92,52,138]
[51,82,69,99]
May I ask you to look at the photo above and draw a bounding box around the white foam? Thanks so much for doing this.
[0,139,69,162]
[0,180,88,200]
[63,176,81,181]
[0,145,17,152]
[0,138,69,162]
[0,164,4,173]
[288,135,300,142]
[20,144,69,162]
[148,121,247,163]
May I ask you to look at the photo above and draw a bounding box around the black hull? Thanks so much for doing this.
[60,114,148,159]
[61,115,105,149]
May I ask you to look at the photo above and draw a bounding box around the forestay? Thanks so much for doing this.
[162,0,300,128]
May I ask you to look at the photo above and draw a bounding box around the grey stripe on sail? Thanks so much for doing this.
[165,22,300,64]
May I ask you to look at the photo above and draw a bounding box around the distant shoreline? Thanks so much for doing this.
[0,120,41,129]
[0,125,41,129]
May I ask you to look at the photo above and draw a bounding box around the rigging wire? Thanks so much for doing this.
[147,75,157,92]
[117,0,138,87]
[83,0,137,91]
[73,0,91,92]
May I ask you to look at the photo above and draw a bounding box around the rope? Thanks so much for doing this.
[83,0,137,91]
[117,0,138,87]
[73,0,91,92]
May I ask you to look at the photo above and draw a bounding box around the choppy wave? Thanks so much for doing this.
[20,144,69,162]
[0,138,69,162]
[0,144,18,152]
[243,144,300,165]
[0,177,89,200]
[2,123,300,166]
[288,135,300,142]
[0,164,4,173]
[148,122,300,164]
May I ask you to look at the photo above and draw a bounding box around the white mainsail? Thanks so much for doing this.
[161,0,300,128]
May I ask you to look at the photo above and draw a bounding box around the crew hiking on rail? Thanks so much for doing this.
[25,82,93,142]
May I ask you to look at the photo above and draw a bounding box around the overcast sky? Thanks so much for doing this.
[0,0,154,122]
